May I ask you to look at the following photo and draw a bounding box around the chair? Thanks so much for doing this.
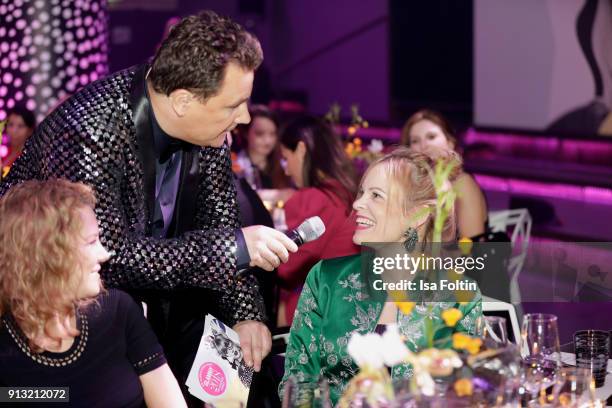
[488,208,532,307]
[482,295,521,344]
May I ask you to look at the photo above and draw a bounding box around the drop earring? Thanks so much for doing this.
[403,227,418,252]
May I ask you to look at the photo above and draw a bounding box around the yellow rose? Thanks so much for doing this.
[441,308,463,327]
[453,378,473,397]
[452,333,471,349]
[466,338,483,355]
[396,302,415,315]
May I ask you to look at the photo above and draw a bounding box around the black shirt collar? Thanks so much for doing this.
[144,80,192,162]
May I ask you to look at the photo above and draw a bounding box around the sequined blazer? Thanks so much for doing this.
[0,64,265,325]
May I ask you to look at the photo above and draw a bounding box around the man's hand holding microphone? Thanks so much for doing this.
[233,217,326,371]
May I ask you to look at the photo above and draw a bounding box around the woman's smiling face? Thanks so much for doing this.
[352,164,411,245]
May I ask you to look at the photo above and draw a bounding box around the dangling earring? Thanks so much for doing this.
[403,227,418,252]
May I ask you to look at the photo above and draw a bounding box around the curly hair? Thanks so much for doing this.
[149,10,263,100]
[363,147,462,242]
[400,109,458,150]
[0,179,97,349]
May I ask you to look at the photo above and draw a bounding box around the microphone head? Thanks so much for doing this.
[297,216,326,243]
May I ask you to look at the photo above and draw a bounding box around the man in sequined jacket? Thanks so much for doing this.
[0,11,297,403]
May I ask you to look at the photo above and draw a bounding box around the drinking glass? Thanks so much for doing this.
[550,367,596,407]
[519,314,562,402]
[476,315,508,346]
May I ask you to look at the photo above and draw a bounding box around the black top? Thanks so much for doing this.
[0,289,166,407]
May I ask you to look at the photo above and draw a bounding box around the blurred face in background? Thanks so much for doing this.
[247,116,277,158]
[280,141,306,188]
[407,119,453,153]
[6,113,34,149]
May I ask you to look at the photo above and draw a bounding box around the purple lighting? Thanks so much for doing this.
[0,0,108,121]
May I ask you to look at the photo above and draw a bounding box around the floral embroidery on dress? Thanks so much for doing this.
[279,257,483,406]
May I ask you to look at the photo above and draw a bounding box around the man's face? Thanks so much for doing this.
[177,62,254,147]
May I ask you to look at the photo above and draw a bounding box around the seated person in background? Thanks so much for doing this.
[277,114,360,326]
[280,148,482,405]
[401,109,488,240]
[234,104,290,190]
[0,179,186,408]
[1,106,36,177]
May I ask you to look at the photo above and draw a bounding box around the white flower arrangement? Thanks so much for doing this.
[367,139,384,154]
[345,324,440,399]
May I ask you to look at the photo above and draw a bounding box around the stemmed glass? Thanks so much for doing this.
[476,315,508,346]
[519,313,562,404]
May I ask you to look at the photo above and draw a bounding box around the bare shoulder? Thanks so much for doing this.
[454,172,483,195]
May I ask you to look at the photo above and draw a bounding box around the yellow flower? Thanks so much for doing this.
[345,143,355,158]
[452,333,482,355]
[458,237,473,255]
[363,121,369,128]
[452,333,471,349]
[453,378,473,397]
[354,137,362,145]
[389,290,415,315]
[441,308,462,327]
[466,338,482,355]
[396,302,415,315]
[347,126,357,135]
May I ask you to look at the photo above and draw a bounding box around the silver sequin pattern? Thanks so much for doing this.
[0,66,265,325]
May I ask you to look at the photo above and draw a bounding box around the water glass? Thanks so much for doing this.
[551,367,596,407]
[520,314,561,400]
[574,330,610,388]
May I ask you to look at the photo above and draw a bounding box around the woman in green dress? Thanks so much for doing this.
[279,147,482,405]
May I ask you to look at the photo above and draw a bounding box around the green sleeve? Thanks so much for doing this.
[279,261,324,402]
[457,289,483,335]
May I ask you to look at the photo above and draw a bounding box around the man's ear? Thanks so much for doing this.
[168,89,193,117]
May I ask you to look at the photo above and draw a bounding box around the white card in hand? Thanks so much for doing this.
[186,314,253,407]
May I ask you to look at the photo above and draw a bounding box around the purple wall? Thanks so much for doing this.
[266,0,390,121]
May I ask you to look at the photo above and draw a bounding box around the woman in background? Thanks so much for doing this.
[277,114,360,326]
[234,104,289,190]
[2,106,36,176]
[0,179,186,408]
[401,109,488,240]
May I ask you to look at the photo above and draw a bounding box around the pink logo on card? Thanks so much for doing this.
[198,362,227,396]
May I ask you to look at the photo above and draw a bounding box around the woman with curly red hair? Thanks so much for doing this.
[0,179,186,407]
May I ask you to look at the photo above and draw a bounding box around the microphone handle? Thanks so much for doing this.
[286,229,304,246]
[237,228,304,277]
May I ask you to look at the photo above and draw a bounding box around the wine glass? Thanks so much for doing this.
[519,313,561,404]
[551,367,596,407]
[476,315,508,346]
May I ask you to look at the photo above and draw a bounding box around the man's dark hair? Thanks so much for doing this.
[149,10,263,100]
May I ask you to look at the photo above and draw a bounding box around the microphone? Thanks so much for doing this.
[286,216,326,246]
[236,217,326,276]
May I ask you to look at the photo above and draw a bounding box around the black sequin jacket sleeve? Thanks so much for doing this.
[0,66,265,322]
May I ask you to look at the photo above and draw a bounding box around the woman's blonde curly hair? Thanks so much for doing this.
[362,146,462,242]
[0,179,97,349]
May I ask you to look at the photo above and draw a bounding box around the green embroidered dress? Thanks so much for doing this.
[279,254,482,405]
